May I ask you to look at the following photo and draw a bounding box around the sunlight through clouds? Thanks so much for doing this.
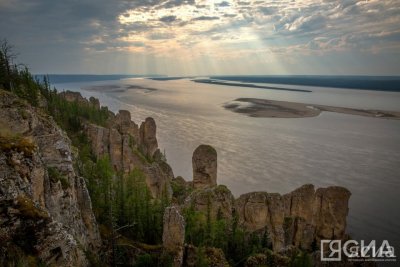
[1,0,399,75]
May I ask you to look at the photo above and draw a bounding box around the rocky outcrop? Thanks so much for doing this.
[84,107,173,198]
[245,252,289,267]
[183,143,351,254]
[111,109,139,139]
[184,245,229,267]
[60,90,101,110]
[235,192,285,251]
[285,185,350,250]
[89,96,100,109]
[192,145,217,189]
[59,90,88,104]
[162,206,185,267]
[139,117,158,159]
[0,90,100,266]
[185,185,234,221]
[235,184,351,252]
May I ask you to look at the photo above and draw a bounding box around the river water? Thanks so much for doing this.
[54,77,400,255]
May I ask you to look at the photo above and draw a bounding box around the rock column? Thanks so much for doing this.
[162,206,185,267]
[192,145,217,189]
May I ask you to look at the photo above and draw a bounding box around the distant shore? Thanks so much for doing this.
[224,98,400,119]
[193,79,312,92]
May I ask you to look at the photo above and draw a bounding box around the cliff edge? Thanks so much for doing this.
[0,90,101,266]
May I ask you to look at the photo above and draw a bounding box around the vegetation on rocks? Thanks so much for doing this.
[16,195,49,220]
[1,40,170,266]
[1,40,350,267]
[0,134,36,157]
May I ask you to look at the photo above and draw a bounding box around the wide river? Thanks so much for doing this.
[54,78,400,254]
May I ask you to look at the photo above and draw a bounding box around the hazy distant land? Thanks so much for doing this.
[212,75,400,92]
[84,84,158,93]
[193,79,312,92]
[224,98,400,119]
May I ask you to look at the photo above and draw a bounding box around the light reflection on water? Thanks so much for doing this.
[55,78,400,253]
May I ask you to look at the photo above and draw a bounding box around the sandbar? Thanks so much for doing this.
[224,98,400,119]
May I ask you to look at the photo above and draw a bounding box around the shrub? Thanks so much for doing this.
[47,167,70,189]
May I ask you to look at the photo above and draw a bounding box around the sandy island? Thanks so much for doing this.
[224,98,400,119]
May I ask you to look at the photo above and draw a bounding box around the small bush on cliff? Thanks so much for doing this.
[47,167,70,190]
[16,195,49,220]
[0,134,36,157]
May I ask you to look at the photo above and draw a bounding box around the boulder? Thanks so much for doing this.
[192,145,217,189]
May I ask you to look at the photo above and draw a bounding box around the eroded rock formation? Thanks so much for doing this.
[185,185,234,221]
[84,108,173,198]
[139,117,158,159]
[235,185,350,252]
[0,90,101,266]
[192,144,217,189]
[162,206,185,267]
[184,143,351,254]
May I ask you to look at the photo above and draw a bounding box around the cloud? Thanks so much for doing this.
[159,15,178,23]
[147,32,175,40]
[287,13,326,33]
[1,0,399,75]
[216,1,230,7]
[192,16,220,21]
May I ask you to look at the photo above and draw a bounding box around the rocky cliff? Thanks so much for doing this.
[169,144,352,266]
[235,184,350,251]
[59,91,173,198]
[0,88,354,266]
[0,90,101,266]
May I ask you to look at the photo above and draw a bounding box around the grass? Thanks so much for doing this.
[0,134,36,157]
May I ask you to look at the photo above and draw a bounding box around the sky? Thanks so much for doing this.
[1,0,399,76]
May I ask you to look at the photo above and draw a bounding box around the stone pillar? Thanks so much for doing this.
[192,145,217,189]
[139,117,158,159]
[162,206,185,267]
